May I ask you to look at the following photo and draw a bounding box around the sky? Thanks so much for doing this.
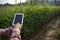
[0,0,60,4]
[0,0,26,4]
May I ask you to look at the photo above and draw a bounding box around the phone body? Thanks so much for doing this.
[12,13,24,26]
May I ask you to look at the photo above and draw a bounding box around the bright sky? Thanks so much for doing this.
[0,0,26,4]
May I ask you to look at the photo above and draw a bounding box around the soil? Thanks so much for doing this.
[30,15,60,40]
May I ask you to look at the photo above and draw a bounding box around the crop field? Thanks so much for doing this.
[0,5,60,40]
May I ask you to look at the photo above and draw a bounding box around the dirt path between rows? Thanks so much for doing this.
[30,15,60,40]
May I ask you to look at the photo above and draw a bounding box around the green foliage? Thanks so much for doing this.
[55,30,60,40]
[0,5,60,39]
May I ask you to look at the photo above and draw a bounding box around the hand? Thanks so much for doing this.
[14,23,22,30]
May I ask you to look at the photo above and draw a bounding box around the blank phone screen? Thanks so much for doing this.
[14,15,23,24]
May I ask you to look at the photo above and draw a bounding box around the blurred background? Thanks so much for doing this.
[0,0,60,40]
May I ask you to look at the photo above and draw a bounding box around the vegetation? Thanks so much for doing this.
[0,5,60,40]
[55,30,60,40]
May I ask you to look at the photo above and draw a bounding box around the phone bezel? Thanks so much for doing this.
[12,13,24,26]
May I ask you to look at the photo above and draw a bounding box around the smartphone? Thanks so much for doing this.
[12,13,24,26]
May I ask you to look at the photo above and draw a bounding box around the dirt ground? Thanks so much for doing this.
[30,15,60,40]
